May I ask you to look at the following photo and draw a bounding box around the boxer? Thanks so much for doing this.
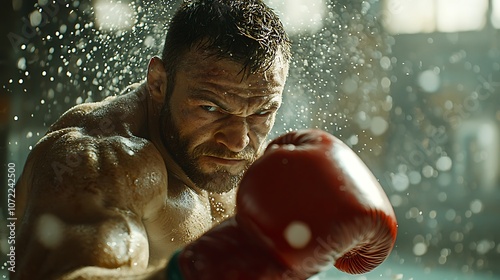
[14,0,290,279]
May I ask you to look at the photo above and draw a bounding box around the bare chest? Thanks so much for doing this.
[143,190,209,264]
[142,180,236,265]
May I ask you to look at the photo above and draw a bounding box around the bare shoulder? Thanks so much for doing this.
[14,126,168,278]
[21,125,167,218]
[47,87,146,137]
[16,89,160,216]
[20,87,162,211]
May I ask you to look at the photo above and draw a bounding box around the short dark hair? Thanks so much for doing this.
[161,0,291,76]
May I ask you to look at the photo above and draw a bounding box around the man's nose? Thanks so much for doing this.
[215,116,250,153]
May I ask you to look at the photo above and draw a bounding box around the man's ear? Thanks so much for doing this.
[147,56,168,103]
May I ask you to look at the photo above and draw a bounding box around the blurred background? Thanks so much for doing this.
[1,0,499,279]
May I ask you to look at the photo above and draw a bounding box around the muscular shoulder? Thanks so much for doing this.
[15,127,164,276]
[21,126,167,219]
[48,90,145,137]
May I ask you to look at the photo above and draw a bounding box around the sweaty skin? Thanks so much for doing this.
[14,49,288,280]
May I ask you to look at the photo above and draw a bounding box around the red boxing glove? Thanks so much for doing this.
[237,129,398,277]
[168,217,298,280]
[166,129,397,279]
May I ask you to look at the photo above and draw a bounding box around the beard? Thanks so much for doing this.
[159,92,258,193]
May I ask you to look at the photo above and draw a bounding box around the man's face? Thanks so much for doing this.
[160,49,288,193]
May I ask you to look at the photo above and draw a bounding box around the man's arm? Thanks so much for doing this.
[14,127,168,280]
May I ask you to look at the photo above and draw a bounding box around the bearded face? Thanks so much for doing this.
[161,102,259,193]
[159,50,287,193]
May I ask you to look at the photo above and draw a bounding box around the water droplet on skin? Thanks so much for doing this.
[36,214,65,249]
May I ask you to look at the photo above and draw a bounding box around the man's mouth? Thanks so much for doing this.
[202,155,247,166]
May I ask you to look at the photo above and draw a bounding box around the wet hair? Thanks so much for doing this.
[161,0,291,76]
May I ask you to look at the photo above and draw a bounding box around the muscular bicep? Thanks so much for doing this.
[17,209,149,279]
[15,129,167,279]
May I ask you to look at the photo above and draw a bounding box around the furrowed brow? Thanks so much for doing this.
[187,89,231,111]
[264,100,281,110]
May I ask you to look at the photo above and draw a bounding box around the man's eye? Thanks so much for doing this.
[254,110,271,116]
[201,105,218,112]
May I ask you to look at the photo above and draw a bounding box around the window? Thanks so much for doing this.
[493,0,500,28]
[383,0,491,34]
